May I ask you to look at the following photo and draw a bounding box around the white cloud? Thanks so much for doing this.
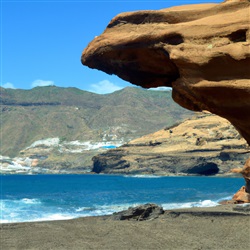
[148,87,172,91]
[88,80,123,94]
[31,79,55,88]
[1,82,16,89]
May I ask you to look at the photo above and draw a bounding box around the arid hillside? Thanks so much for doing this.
[92,113,249,176]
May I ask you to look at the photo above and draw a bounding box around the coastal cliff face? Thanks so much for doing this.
[81,0,250,202]
[81,0,250,145]
[92,113,249,176]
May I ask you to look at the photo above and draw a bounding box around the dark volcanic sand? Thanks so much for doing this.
[1,205,250,250]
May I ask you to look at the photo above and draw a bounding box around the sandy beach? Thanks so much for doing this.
[1,204,250,250]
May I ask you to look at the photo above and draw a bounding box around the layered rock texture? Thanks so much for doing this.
[81,0,250,145]
[92,113,249,176]
[81,0,250,201]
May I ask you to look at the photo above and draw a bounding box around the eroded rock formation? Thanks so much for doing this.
[92,113,249,176]
[111,203,164,221]
[231,158,250,203]
[81,0,250,202]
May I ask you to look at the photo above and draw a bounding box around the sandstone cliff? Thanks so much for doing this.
[81,0,250,145]
[92,113,249,176]
[81,0,250,201]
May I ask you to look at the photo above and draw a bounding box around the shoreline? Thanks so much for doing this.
[1,204,250,250]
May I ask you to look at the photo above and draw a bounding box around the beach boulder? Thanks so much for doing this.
[111,203,164,221]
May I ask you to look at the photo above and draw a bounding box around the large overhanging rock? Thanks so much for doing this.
[81,0,250,202]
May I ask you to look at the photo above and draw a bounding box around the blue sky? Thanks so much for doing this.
[1,0,221,94]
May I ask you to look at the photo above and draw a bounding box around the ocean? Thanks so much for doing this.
[0,174,244,223]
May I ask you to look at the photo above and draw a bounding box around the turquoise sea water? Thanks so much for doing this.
[0,174,244,223]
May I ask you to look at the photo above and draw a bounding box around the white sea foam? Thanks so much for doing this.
[75,204,138,216]
[75,207,94,212]
[1,203,129,223]
[162,199,219,210]
[124,174,163,178]
[0,198,76,223]
[0,219,10,223]
[73,200,220,218]
[0,214,75,223]
[1,198,42,223]
[0,198,226,224]
[20,198,41,204]
[1,198,42,209]
[1,197,223,224]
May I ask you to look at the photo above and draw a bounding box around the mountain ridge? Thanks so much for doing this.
[0,86,192,170]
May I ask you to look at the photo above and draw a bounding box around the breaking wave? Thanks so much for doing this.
[0,197,226,224]
[1,175,243,223]
[123,174,163,178]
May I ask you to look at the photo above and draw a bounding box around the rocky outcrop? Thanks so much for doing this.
[92,113,249,176]
[231,159,250,203]
[111,203,164,221]
[81,0,250,145]
[81,0,250,200]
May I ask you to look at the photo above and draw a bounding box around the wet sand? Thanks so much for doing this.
[1,205,250,250]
